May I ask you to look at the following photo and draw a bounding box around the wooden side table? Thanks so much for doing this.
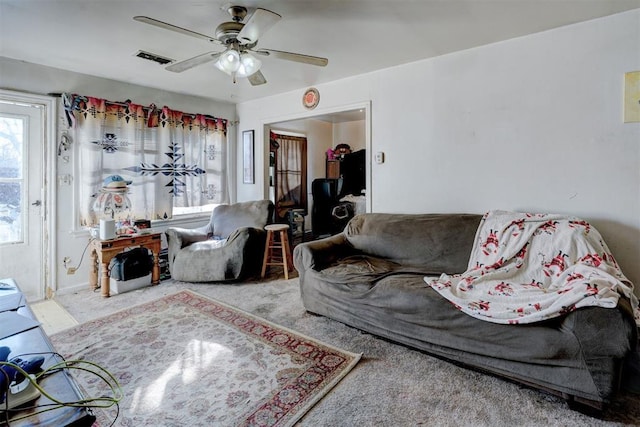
[89,232,162,297]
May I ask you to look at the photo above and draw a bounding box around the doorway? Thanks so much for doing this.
[266,103,369,238]
[0,91,55,301]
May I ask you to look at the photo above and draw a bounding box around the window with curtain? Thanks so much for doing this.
[63,94,228,227]
[270,131,307,222]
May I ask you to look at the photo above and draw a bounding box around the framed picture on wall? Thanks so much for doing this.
[243,130,255,184]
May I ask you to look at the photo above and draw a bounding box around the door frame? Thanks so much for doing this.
[0,89,57,299]
[261,101,372,213]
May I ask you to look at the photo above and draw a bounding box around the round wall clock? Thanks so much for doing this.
[303,88,320,109]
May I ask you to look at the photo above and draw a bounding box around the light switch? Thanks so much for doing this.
[375,152,385,164]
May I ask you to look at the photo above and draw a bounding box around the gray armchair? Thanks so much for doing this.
[165,200,274,282]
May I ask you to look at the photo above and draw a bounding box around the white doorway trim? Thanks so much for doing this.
[0,89,57,299]
[261,101,372,213]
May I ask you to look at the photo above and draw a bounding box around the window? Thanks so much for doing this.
[64,94,228,226]
[0,114,24,243]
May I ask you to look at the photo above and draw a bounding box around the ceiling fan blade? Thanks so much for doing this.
[134,16,220,44]
[248,70,267,86]
[166,51,222,73]
[254,48,328,67]
[237,8,281,45]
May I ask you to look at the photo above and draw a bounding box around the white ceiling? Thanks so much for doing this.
[1,0,639,104]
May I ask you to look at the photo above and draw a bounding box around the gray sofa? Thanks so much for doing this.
[293,213,638,410]
[165,200,273,282]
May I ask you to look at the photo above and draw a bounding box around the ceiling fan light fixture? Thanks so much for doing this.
[215,48,241,74]
[135,8,328,86]
[237,52,261,78]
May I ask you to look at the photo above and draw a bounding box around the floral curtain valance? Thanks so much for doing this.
[63,95,227,133]
[63,94,228,226]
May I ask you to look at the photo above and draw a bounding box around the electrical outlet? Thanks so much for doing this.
[66,267,77,275]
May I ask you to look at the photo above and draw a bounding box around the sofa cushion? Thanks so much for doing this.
[344,213,482,273]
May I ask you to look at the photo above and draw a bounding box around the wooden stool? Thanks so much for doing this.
[261,224,293,279]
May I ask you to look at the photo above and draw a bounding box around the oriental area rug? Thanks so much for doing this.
[50,290,361,426]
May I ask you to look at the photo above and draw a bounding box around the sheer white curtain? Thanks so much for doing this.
[141,107,227,212]
[64,94,228,226]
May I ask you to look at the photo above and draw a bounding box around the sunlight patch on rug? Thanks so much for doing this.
[50,290,361,426]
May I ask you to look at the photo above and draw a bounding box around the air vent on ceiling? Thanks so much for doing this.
[134,50,174,65]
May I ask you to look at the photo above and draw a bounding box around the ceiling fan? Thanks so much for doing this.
[134,5,328,86]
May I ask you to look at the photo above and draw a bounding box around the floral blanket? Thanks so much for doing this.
[425,210,639,324]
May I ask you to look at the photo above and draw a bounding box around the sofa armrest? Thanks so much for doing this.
[165,226,209,272]
[226,226,267,276]
[560,297,636,359]
[558,297,637,399]
[293,232,353,272]
[225,226,264,257]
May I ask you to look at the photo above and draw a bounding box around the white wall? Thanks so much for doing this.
[269,118,333,217]
[334,120,366,152]
[0,57,237,294]
[236,10,640,295]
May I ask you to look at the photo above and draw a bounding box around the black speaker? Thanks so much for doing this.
[312,178,351,237]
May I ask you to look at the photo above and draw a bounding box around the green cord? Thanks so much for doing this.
[0,359,122,422]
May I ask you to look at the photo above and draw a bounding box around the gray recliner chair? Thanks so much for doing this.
[165,200,274,282]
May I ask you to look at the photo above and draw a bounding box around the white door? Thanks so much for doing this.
[0,101,44,301]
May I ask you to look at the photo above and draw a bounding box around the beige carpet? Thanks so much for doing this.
[54,277,640,426]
